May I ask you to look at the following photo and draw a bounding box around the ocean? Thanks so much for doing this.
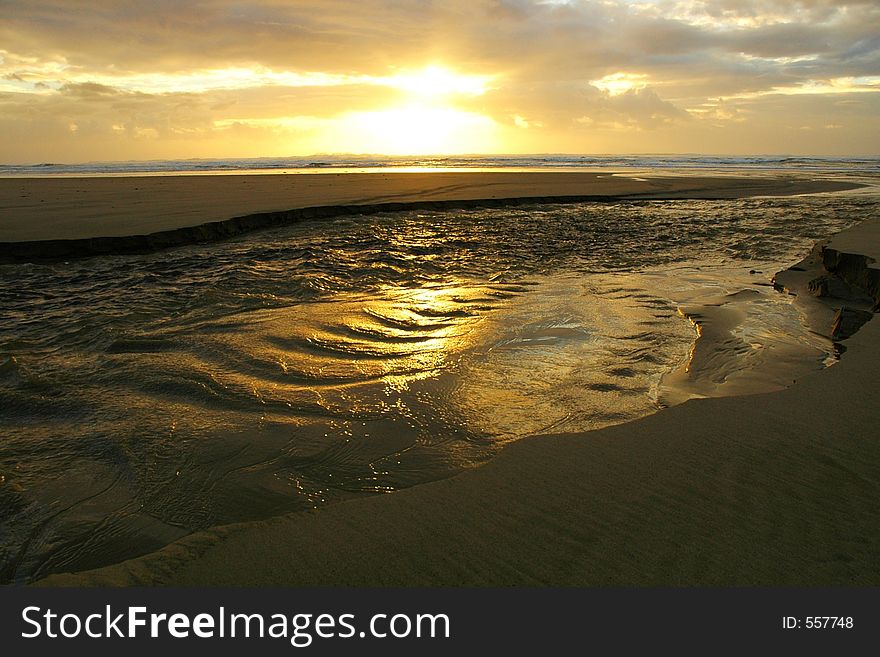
[1,154,878,177]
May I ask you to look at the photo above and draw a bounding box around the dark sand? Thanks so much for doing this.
[37,214,880,587]
[0,172,860,262]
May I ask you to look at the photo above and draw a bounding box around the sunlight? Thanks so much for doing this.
[331,65,497,154]
[179,63,500,155]
[337,103,498,155]
[0,57,493,99]
[719,76,880,100]
[591,72,648,96]
[383,65,492,98]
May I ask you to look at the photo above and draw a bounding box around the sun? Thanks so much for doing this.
[339,104,497,155]
[384,65,492,97]
[335,66,500,155]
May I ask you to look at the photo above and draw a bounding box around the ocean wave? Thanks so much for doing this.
[1,154,878,176]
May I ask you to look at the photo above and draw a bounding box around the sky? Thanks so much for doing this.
[1,0,878,162]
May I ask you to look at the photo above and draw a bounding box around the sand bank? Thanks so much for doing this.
[39,217,880,586]
[0,171,860,261]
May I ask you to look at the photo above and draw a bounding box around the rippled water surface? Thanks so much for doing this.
[1,189,877,582]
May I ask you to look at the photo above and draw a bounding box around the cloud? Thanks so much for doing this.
[0,0,877,160]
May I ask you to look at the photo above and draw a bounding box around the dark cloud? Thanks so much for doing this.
[2,1,877,83]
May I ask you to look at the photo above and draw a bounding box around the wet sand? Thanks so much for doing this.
[0,171,860,261]
[39,216,880,586]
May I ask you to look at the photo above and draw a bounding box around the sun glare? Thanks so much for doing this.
[329,65,498,154]
[338,104,498,155]
[384,65,492,97]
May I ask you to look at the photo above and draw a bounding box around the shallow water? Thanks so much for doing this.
[1,190,877,582]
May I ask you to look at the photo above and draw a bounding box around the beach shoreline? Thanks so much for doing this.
[35,212,880,587]
[0,171,862,262]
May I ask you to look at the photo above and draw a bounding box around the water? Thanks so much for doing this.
[1,154,878,177]
[1,189,878,582]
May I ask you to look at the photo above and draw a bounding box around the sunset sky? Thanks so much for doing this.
[1,0,878,162]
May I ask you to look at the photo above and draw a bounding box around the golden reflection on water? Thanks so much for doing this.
[345,283,488,393]
[176,272,703,449]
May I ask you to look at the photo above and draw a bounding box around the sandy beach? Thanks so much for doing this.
[0,172,860,262]
[17,172,876,587]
